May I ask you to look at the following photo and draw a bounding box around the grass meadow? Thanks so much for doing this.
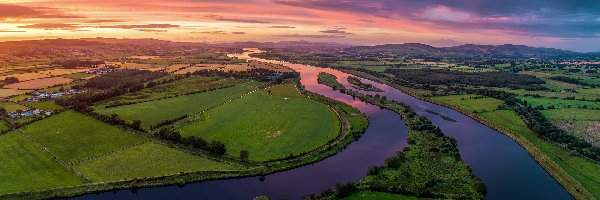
[431,94,504,113]
[24,101,63,110]
[74,142,236,182]
[0,132,82,194]
[0,101,29,112]
[95,81,261,129]
[178,84,340,161]
[20,110,148,164]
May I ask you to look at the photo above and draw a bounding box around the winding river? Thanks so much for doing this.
[75,49,571,200]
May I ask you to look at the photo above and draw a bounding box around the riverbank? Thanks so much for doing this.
[339,68,595,200]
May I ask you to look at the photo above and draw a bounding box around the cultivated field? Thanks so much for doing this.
[0,89,30,98]
[37,68,89,76]
[0,72,48,82]
[95,81,261,129]
[20,110,148,164]
[178,84,340,161]
[4,77,74,89]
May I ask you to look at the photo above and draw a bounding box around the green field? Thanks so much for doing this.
[433,95,600,198]
[0,101,29,112]
[9,94,33,102]
[0,120,9,132]
[517,96,600,109]
[432,94,504,113]
[178,85,340,161]
[95,81,261,129]
[103,76,247,104]
[20,110,148,164]
[24,101,63,110]
[542,108,600,145]
[344,191,423,200]
[0,132,83,194]
[74,142,235,182]
[267,83,305,98]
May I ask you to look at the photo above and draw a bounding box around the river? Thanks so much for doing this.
[75,48,571,200]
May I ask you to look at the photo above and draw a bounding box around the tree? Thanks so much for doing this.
[0,107,7,117]
[3,77,19,84]
[240,150,249,161]
[208,141,226,155]
[131,120,142,130]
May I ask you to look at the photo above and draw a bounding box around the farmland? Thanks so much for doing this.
[0,89,29,98]
[23,101,63,110]
[178,84,340,161]
[95,81,261,129]
[20,110,148,164]
[431,94,504,113]
[0,102,28,112]
[0,132,83,194]
[74,142,236,182]
[4,77,74,90]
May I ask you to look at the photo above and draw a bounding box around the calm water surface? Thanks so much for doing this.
[75,49,571,200]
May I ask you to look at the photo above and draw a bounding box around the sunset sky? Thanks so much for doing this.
[1,0,599,52]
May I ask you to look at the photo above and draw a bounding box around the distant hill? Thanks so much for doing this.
[347,43,588,59]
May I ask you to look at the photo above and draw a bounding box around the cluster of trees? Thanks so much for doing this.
[57,69,167,110]
[154,128,226,156]
[385,69,546,90]
[2,77,19,84]
[549,76,597,87]
[51,60,105,68]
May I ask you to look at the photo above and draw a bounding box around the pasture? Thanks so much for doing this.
[20,110,148,164]
[432,94,504,113]
[0,132,82,194]
[95,81,261,129]
[74,142,235,182]
[178,86,340,161]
